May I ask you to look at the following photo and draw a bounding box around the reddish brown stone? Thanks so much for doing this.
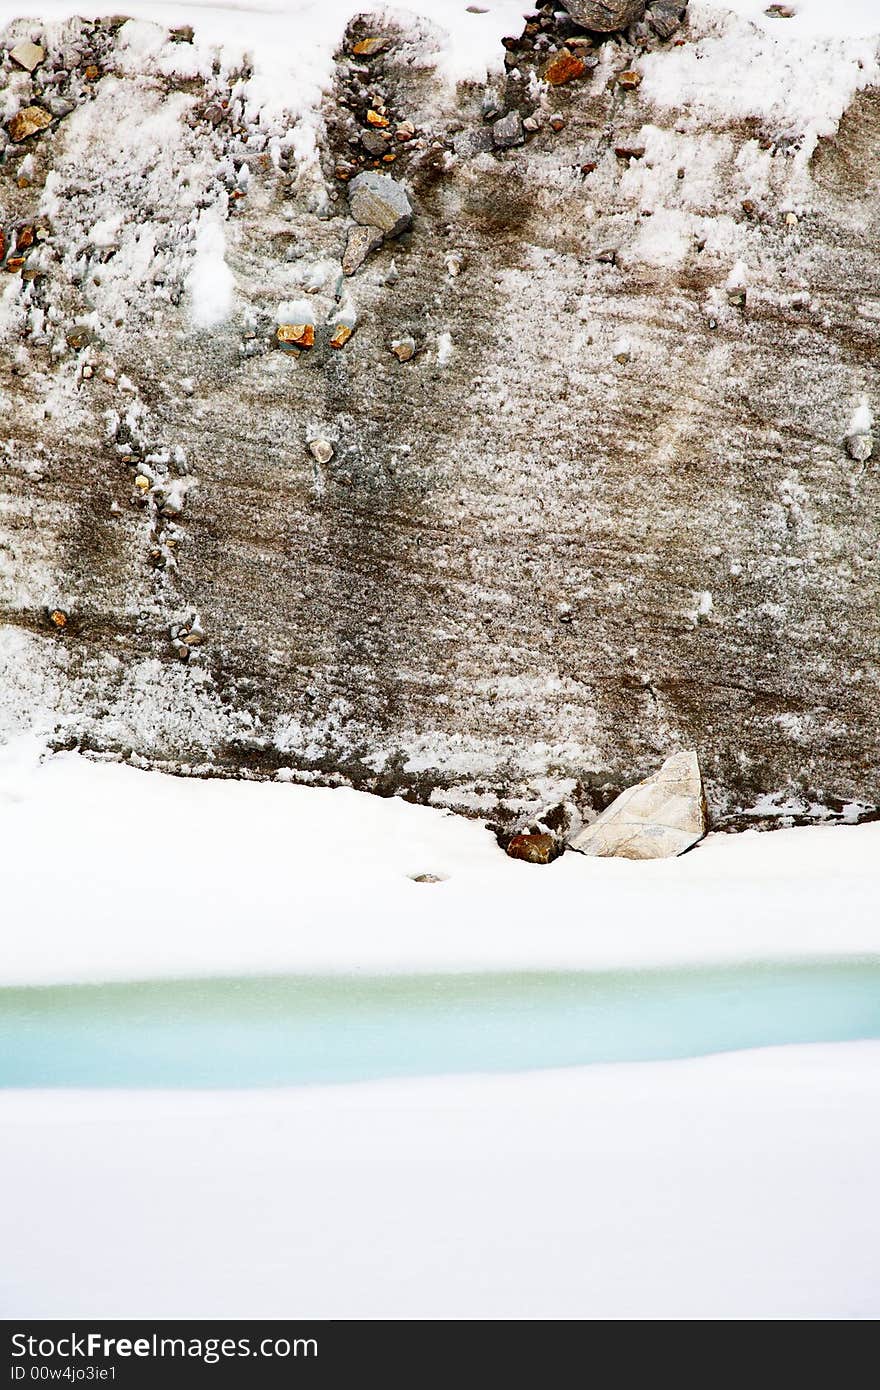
[277,324,314,350]
[7,106,52,141]
[617,70,642,89]
[506,833,558,865]
[544,52,587,87]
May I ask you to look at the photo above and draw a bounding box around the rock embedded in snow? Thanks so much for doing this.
[390,336,416,362]
[646,3,683,39]
[571,751,706,860]
[453,126,494,158]
[308,438,334,464]
[348,172,412,237]
[492,110,524,150]
[6,106,52,141]
[342,224,383,276]
[10,41,45,72]
[506,832,558,865]
[561,1,646,32]
[845,404,874,462]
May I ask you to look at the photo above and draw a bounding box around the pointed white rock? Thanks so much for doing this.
[571,751,706,860]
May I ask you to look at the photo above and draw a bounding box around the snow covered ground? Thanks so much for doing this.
[1,743,879,1317]
[2,741,880,984]
[2,1044,879,1318]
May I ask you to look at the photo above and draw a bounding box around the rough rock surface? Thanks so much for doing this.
[1,7,880,835]
[561,1,647,33]
[571,750,706,858]
[348,171,412,236]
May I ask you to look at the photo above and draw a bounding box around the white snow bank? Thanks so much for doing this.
[1,741,878,985]
[644,2,880,151]
[3,1041,879,1318]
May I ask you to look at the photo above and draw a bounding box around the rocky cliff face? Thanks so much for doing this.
[1,4,879,832]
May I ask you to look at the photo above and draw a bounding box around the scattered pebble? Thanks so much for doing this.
[352,36,390,56]
[617,70,643,89]
[544,51,586,86]
[492,110,524,150]
[329,324,353,349]
[10,41,45,72]
[549,114,566,133]
[48,608,68,629]
[308,438,334,464]
[390,336,416,362]
[277,323,315,350]
[6,106,52,141]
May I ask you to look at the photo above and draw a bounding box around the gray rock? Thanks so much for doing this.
[647,3,683,39]
[348,171,412,237]
[44,96,76,119]
[561,1,646,32]
[846,432,873,462]
[492,110,524,150]
[571,751,706,860]
[342,223,384,276]
[10,41,45,73]
[453,126,494,158]
[360,128,389,156]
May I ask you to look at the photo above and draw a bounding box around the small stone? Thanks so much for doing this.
[614,144,646,160]
[48,608,68,629]
[571,750,706,860]
[277,323,314,350]
[134,475,151,491]
[390,335,416,362]
[492,110,523,149]
[395,121,415,142]
[444,250,466,277]
[7,106,52,142]
[352,36,390,56]
[360,128,389,156]
[44,96,75,119]
[329,323,352,349]
[453,126,494,157]
[846,433,873,462]
[342,223,384,275]
[10,41,45,72]
[523,115,541,133]
[560,1,646,33]
[617,69,643,89]
[784,211,798,227]
[646,3,682,39]
[309,438,334,464]
[549,115,566,133]
[182,629,204,647]
[348,170,412,236]
[544,51,586,86]
[764,4,795,16]
[410,872,445,883]
[612,337,631,363]
[366,108,389,127]
[506,833,558,865]
[83,64,100,81]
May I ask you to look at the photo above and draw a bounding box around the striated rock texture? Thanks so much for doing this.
[571,750,706,858]
[1,6,879,833]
